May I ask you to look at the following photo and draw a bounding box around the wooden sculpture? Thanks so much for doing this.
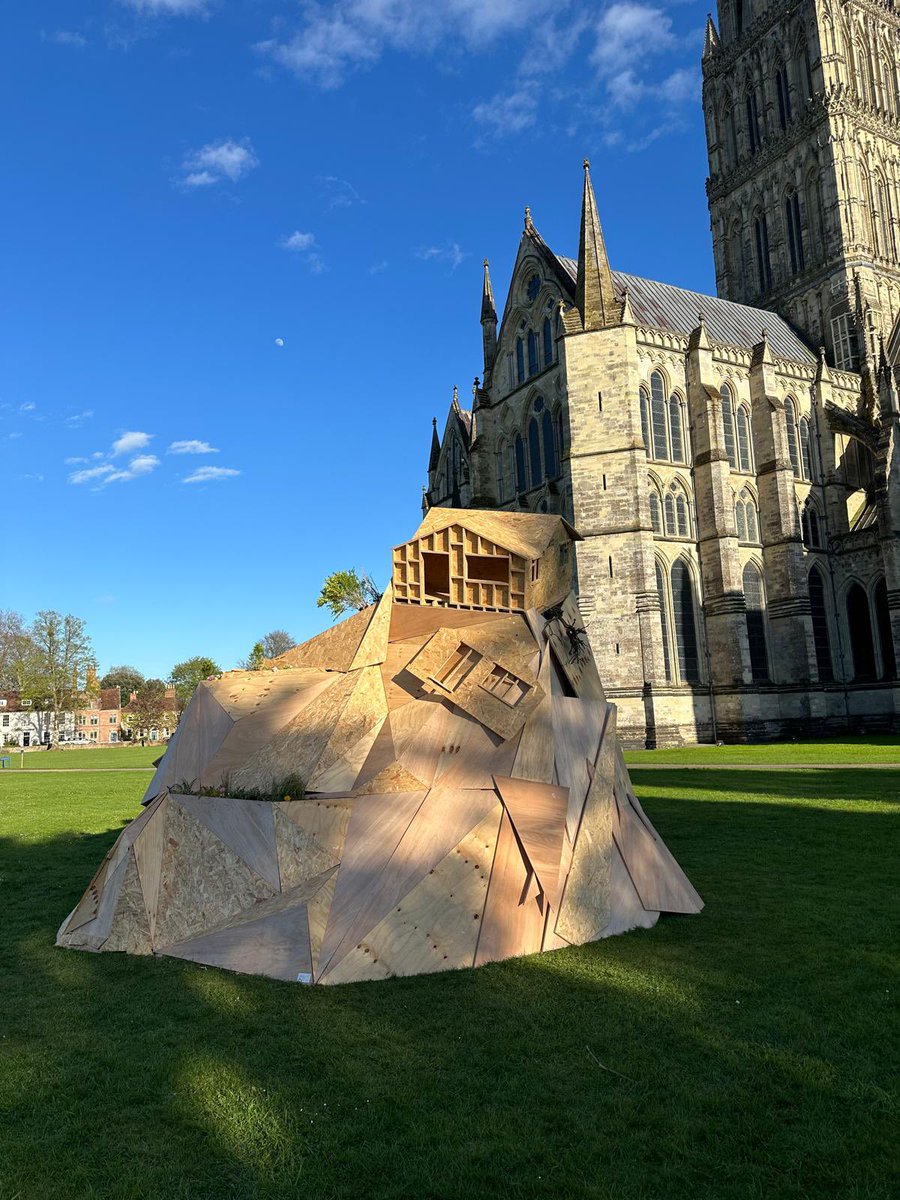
[57,508,702,984]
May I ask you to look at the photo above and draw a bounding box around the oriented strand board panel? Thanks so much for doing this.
[57,851,130,951]
[274,805,340,892]
[270,605,375,672]
[178,794,280,891]
[511,651,554,783]
[602,842,659,938]
[134,799,168,939]
[474,810,547,966]
[380,637,432,709]
[552,694,607,840]
[554,708,618,944]
[309,666,387,780]
[153,797,277,948]
[613,797,703,914]
[321,786,501,972]
[307,715,387,793]
[350,585,393,670]
[388,604,507,644]
[101,849,153,955]
[492,776,569,909]
[321,802,503,984]
[315,790,427,980]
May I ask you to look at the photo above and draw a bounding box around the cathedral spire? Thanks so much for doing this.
[428,417,441,474]
[481,258,498,380]
[481,259,497,324]
[702,15,720,60]
[575,158,618,332]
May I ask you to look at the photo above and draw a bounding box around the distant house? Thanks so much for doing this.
[74,687,122,744]
[121,685,177,744]
[0,687,122,747]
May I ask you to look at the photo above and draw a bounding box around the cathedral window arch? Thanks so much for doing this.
[743,562,770,681]
[753,209,772,293]
[723,101,738,168]
[808,564,834,681]
[663,481,693,539]
[798,415,814,480]
[542,316,554,368]
[784,397,801,477]
[745,86,762,153]
[649,483,663,535]
[670,558,702,683]
[735,403,754,472]
[801,499,822,548]
[797,37,814,100]
[735,487,759,543]
[516,336,525,385]
[527,415,542,488]
[805,170,825,264]
[514,433,527,493]
[784,188,805,272]
[664,492,676,536]
[647,371,688,464]
[639,385,651,454]
[668,393,686,463]
[775,61,792,129]
[527,329,539,378]
[720,383,738,468]
[496,442,509,501]
[727,218,744,292]
[875,172,895,260]
[846,580,877,680]
[655,560,673,682]
[650,370,669,460]
[873,577,897,680]
[541,405,558,479]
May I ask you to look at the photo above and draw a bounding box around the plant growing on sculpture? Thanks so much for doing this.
[317,570,381,619]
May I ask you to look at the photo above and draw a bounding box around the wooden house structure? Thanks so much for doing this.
[57,508,702,985]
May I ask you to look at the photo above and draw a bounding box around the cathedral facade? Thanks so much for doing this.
[423,0,900,746]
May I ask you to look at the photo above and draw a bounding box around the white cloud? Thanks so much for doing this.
[182,465,240,484]
[65,410,94,428]
[177,139,259,189]
[69,464,115,485]
[168,439,218,455]
[317,175,366,209]
[45,30,88,47]
[369,260,388,275]
[65,456,89,465]
[105,455,160,483]
[118,0,209,14]
[257,0,561,88]
[473,89,538,137]
[417,243,467,273]
[280,231,325,273]
[111,430,152,457]
[20,402,36,413]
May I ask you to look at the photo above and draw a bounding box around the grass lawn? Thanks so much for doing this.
[0,763,897,1199]
[625,734,900,766]
[0,744,161,770]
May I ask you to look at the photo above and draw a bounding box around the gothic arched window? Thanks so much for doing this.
[753,210,772,291]
[640,386,651,454]
[874,577,897,679]
[847,582,876,680]
[721,384,738,467]
[668,395,686,463]
[496,444,507,500]
[514,433,527,493]
[736,404,753,471]
[785,398,801,477]
[527,330,539,377]
[675,491,690,537]
[799,416,813,480]
[650,370,668,460]
[784,189,805,272]
[664,492,676,536]
[542,408,558,479]
[736,495,748,541]
[527,416,542,487]
[649,489,663,535]
[776,62,792,128]
[745,88,762,152]
[808,565,833,681]
[671,559,701,682]
[516,337,525,385]
[743,562,769,681]
[542,317,553,367]
[655,561,673,681]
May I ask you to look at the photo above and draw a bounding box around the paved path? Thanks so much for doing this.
[627,762,899,770]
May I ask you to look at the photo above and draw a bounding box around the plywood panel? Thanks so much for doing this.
[270,605,374,672]
[57,850,129,951]
[613,797,703,914]
[153,797,277,948]
[178,794,280,891]
[307,715,387,793]
[321,802,502,983]
[134,798,168,939]
[511,651,554,784]
[102,848,153,955]
[309,666,387,780]
[322,786,500,971]
[274,805,340,892]
[432,707,521,790]
[602,842,660,937]
[388,604,507,643]
[315,790,427,980]
[380,637,431,709]
[474,810,546,966]
[492,776,569,909]
[554,707,617,945]
[350,585,393,670]
[552,695,607,841]
[396,699,457,788]
[307,869,338,976]
[545,594,605,700]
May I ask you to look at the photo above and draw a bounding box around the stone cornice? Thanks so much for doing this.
[701,0,808,80]
[707,97,828,202]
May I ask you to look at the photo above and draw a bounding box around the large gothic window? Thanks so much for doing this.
[655,561,673,682]
[542,317,553,367]
[736,405,753,471]
[874,577,897,679]
[745,89,762,152]
[527,330,539,377]
[640,386,651,454]
[847,582,876,680]
[785,398,801,477]
[514,433,527,493]
[516,337,525,385]
[671,559,701,682]
[668,395,686,463]
[808,565,834,681]
[784,190,805,272]
[743,562,769,681]
[735,488,759,542]
[528,416,542,487]
[721,384,738,468]
[799,416,813,480]
[776,63,792,129]
[650,370,668,460]
[649,489,662,535]
[541,408,558,479]
[754,211,772,291]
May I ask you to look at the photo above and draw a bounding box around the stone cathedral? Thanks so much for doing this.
[423,0,900,746]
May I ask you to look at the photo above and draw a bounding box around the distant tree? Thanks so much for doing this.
[262,629,294,659]
[0,610,32,691]
[240,642,265,671]
[317,570,381,620]
[23,611,97,741]
[129,679,168,746]
[100,665,145,700]
[170,656,221,712]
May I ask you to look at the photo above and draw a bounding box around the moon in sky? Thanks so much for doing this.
[274,337,285,348]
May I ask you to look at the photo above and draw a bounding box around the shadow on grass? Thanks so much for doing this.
[629,766,900,805]
[0,783,897,1200]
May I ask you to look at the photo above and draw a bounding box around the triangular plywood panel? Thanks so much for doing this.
[349,585,393,670]
[613,796,703,914]
[271,605,374,673]
[273,805,340,892]
[102,849,153,955]
[178,794,280,891]
[134,798,168,939]
[474,810,546,967]
[511,651,554,783]
[309,666,387,782]
[493,776,569,909]
[552,694,607,839]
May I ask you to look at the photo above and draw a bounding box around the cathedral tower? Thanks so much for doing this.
[703,1,900,367]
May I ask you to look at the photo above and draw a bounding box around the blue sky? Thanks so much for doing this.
[3,0,715,679]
